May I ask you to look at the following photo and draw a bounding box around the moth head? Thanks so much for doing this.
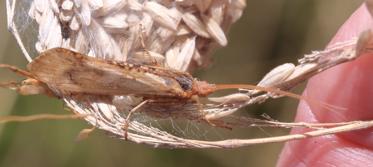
[192,80,216,97]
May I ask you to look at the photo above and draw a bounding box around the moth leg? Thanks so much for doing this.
[124,24,165,66]
[123,100,148,140]
[139,23,147,51]
[138,25,155,64]
[202,116,232,130]
[139,24,162,66]
[191,95,216,126]
[139,24,156,65]
[0,64,34,78]
[74,110,99,141]
[191,95,232,129]
[75,126,96,142]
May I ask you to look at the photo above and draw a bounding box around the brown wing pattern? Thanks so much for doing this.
[27,48,193,97]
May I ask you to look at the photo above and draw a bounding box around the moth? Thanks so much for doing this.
[2,48,301,100]
[0,48,312,138]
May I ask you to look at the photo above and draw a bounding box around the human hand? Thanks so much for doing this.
[277,3,373,167]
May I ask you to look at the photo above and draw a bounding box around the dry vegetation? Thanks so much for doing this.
[3,0,373,148]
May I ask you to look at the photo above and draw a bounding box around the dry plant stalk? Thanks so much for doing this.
[3,0,373,148]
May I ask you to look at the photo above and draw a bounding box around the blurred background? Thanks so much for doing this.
[0,0,364,167]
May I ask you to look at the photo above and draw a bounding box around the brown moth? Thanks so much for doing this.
[0,48,340,139]
[0,47,310,109]
[0,48,308,105]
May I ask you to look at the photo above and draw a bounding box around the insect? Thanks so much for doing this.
[0,47,318,139]
[1,48,294,99]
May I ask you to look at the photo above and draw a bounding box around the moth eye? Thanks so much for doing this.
[175,76,193,91]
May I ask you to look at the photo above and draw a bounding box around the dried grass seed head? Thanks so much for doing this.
[6,0,369,148]
[23,0,249,146]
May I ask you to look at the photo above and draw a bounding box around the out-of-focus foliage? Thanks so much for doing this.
[0,1,363,167]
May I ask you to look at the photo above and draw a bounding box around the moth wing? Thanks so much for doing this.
[27,48,186,96]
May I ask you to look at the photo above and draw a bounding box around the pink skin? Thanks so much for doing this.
[277,4,373,167]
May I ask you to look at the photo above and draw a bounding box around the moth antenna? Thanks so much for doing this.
[0,64,34,78]
[214,84,346,112]
[0,81,19,91]
[0,114,86,123]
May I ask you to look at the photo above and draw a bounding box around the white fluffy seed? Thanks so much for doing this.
[182,12,210,38]
[203,15,228,46]
[144,1,178,31]
[258,63,295,87]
